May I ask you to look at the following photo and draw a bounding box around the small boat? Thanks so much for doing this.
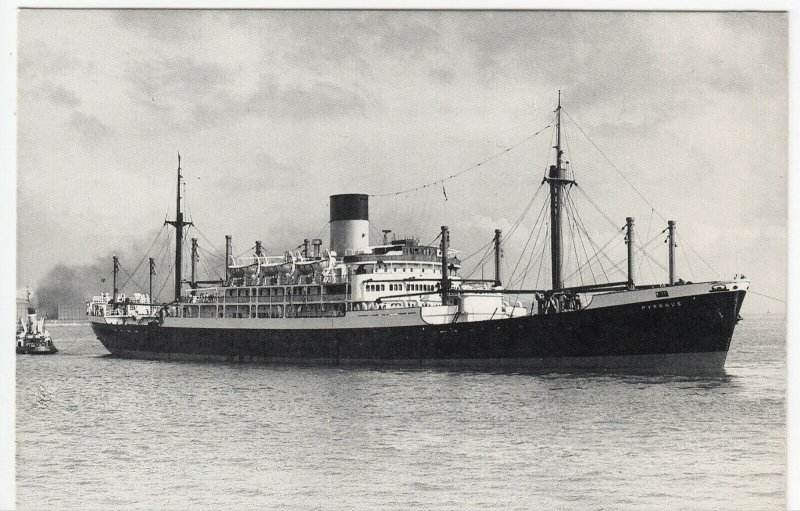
[16,307,57,355]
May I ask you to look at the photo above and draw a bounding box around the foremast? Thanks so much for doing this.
[165,153,193,302]
[545,91,575,290]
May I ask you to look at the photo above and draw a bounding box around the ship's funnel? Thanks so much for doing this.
[330,194,369,256]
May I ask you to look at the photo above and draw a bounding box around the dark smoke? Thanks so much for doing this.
[34,262,106,319]
[33,230,206,318]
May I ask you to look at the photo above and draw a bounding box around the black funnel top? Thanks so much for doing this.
[330,194,369,222]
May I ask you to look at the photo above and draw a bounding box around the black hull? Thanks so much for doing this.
[16,346,58,355]
[91,290,746,374]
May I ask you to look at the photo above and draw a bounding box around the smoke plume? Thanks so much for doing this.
[32,230,206,318]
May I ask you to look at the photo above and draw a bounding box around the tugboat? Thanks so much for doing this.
[87,94,747,374]
[16,307,57,355]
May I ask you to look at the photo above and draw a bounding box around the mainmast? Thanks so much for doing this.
[545,91,575,290]
[165,153,192,302]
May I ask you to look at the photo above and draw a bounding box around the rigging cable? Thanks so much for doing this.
[533,220,550,291]
[562,108,665,223]
[313,220,330,241]
[369,124,552,198]
[514,222,550,291]
[196,244,223,281]
[565,189,585,287]
[500,183,546,246]
[117,224,169,291]
[599,229,672,281]
[747,290,785,303]
[154,223,177,302]
[565,192,619,282]
[190,223,225,260]
[117,262,147,296]
[676,232,719,279]
[509,219,547,289]
[564,191,596,285]
[151,228,174,302]
[507,193,551,287]
[638,208,655,277]
[563,107,721,277]
[462,241,496,279]
[574,185,624,236]
[461,236,499,278]
[678,232,696,281]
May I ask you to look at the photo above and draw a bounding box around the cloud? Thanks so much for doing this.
[44,82,82,107]
[21,80,82,107]
[17,39,82,79]
[68,111,114,140]
[125,55,230,111]
[122,54,367,130]
[112,10,208,41]
[215,151,308,192]
[243,75,367,120]
[428,66,456,84]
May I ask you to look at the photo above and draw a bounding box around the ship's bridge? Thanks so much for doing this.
[343,238,461,267]
[338,238,462,309]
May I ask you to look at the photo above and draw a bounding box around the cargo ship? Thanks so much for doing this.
[88,95,747,373]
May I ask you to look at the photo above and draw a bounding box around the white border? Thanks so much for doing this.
[1,2,795,510]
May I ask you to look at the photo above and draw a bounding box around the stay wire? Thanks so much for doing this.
[562,108,666,223]
[191,224,225,259]
[639,208,655,277]
[152,228,174,302]
[565,192,596,285]
[463,240,497,279]
[514,223,549,291]
[564,107,720,277]
[748,290,785,303]
[601,230,671,280]
[642,235,659,283]
[501,183,546,246]
[566,190,584,287]
[679,234,696,280]
[574,185,624,236]
[461,237,496,264]
[565,193,617,283]
[117,224,168,291]
[370,124,552,198]
[533,220,550,291]
[511,211,549,289]
[676,232,719,279]
[117,262,148,295]
[507,194,550,286]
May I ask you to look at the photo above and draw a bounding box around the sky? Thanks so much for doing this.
[13,9,788,313]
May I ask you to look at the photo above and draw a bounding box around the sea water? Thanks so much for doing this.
[16,314,785,510]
